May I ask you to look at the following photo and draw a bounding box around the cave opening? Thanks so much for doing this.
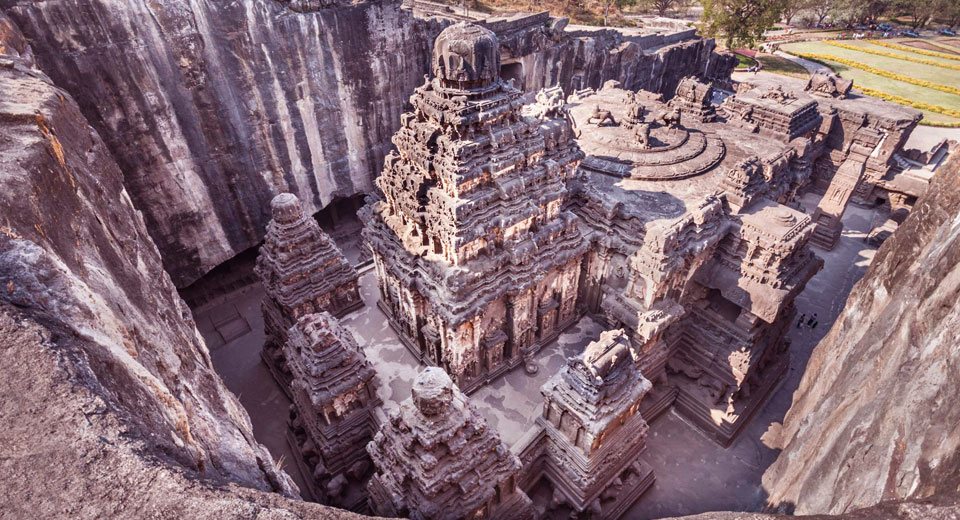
[500,61,524,90]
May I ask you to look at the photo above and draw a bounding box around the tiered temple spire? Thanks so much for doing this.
[366,367,535,520]
[285,312,381,509]
[255,193,362,391]
[362,22,588,393]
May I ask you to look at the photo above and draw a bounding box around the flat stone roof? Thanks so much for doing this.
[568,86,795,224]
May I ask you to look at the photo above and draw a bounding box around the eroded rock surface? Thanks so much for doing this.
[0,14,302,512]
[761,153,960,514]
[1,0,443,286]
[1,0,733,287]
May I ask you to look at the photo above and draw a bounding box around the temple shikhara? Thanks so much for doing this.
[262,19,927,520]
[361,23,589,394]
[256,193,363,390]
[366,367,536,520]
[285,312,382,510]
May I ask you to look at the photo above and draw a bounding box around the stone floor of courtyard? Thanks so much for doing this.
[192,191,882,518]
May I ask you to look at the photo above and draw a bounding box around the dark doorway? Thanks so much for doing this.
[501,61,524,90]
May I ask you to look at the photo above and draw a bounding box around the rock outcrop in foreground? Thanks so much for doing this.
[761,152,960,515]
[0,15,303,515]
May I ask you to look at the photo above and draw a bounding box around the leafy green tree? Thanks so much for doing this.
[700,0,787,48]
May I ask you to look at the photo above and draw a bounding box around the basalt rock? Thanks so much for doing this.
[1,0,444,287]
[760,154,960,514]
[0,12,299,510]
[366,367,535,520]
[1,0,734,287]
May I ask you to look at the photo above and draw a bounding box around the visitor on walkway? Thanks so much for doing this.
[797,313,806,328]
[807,313,818,328]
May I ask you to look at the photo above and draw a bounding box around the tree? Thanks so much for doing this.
[782,0,815,26]
[700,0,788,48]
[808,0,833,24]
[638,0,691,17]
[597,0,638,25]
[896,0,944,29]
[946,0,960,29]
[829,0,891,26]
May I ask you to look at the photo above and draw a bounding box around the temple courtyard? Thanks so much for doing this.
[193,191,879,518]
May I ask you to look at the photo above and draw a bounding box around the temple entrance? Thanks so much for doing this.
[500,60,524,90]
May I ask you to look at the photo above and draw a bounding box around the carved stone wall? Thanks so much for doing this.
[255,193,361,392]
[362,23,589,393]
[536,329,656,519]
[366,367,535,520]
[285,312,381,510]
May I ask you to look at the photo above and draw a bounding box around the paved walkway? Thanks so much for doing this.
[774,50,830,74]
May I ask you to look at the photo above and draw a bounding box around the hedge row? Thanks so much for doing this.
[824,40,960,71]
[866,39,960,62]
[792,52,960,96]
[855,85,960,118]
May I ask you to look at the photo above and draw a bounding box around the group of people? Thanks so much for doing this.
[797,312,819,330]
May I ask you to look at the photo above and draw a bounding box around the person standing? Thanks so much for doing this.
[797,313,806,328]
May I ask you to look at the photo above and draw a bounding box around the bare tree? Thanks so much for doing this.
[638,0,684,16]
[782,0,815,25]
[812,0,832,24]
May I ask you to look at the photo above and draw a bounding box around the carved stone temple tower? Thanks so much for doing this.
[362,22,588,393]
[255,193,363,391]
[536,329,655,519]
[285,312,381,510]
[366,367,536,520]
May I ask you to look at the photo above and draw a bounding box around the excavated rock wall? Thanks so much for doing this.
[2,0,732,287]
[0,14,299,508]
[761,153,960,514]
[1,0,443,287]
[510,28,733,98]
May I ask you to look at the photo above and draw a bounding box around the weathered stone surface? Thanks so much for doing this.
[363,22,589,393]
[1,0,444,286]
[256,192,362,391]
[1,0,734,287]
[285,312,381,510]
[0,13,300,508]
[366,367,535,519]
[534,329,656,518]
[760,154,960,514]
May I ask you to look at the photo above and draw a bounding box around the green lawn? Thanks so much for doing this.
[779,43,960,124]
[735,53,757,69]
[755,53,809,78]
[852,39,960,67]
[780,41,960,86]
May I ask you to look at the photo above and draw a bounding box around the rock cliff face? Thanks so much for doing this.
[0,14,299,509]
[1,0,732,287]
[1,0,443,286]
[760,153,960,515]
